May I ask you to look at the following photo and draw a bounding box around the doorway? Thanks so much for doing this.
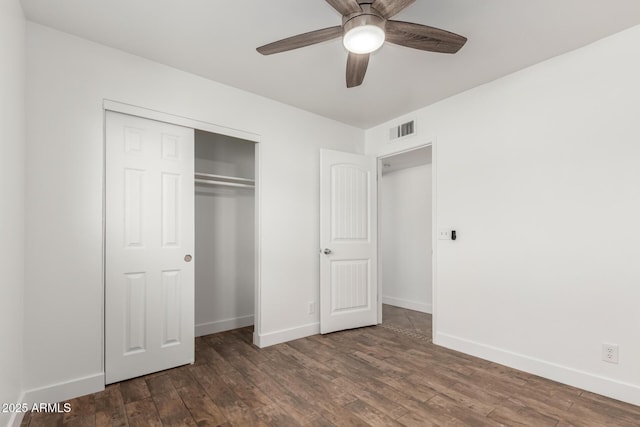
[194,130,256,336]
[378,145,433,322]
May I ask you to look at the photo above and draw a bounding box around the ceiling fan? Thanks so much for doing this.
[256,0,467,88]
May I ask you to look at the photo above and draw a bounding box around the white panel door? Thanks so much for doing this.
[320,149,377,334]
[105,111,195,384]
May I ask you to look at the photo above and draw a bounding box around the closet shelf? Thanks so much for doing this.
[195,172,255,189]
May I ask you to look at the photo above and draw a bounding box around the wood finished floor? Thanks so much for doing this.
[21,305,640,426]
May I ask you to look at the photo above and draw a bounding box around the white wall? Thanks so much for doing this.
[194,132,255,335]
[0,1,25,426]
[24,23,363,402]
[381,163,432,313]
[366,25,640,405]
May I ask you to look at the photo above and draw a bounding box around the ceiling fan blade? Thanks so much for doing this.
[346,52,370,88]
[257,26,342,55]
[385,20,467,54]
[372,0,415,18]
[325,0,362,16]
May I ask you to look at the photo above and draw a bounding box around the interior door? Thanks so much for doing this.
[105,111,195,384]
[320,149,377,334]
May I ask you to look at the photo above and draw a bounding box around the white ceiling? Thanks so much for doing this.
[20,0,640,128]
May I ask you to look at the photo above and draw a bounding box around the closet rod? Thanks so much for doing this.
[195,179,254,189]
[194,172,255,184]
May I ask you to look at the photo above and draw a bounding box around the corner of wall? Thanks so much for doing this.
[254,322,320,348]
[0,1,27,426]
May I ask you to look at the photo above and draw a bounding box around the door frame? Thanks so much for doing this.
[375,141,437,331]
[102,100,263,372]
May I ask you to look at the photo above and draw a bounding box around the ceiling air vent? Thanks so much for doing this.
[389,120,416,141]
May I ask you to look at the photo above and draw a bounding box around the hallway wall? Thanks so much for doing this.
[381,163,432,313]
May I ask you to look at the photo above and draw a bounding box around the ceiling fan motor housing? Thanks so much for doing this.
[342,4,386,54]
[342,4,386,31]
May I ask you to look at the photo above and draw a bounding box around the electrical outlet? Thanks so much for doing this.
[438,229,451,240]
[602,343,619,364]
[308,301,315,315]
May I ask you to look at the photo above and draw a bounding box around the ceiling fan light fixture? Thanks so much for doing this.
[343,14,386,54]
[256,0,467,88]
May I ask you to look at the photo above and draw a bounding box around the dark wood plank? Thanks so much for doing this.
[94,384,127,427]
[210,391,264,427]
[151,390,197,427]
[380,376,438,403]
[286,335,337,362]
[425,394,503,427]
[124,398,161,427]
[302,415,337,427]
[332,377,408,419]
[20,306,640,427]
[253,403,300,426]
[326,362,455,425]
[166,366,197,390]
[119,378,150,404]
[575,390,640,425]
[224,353,321,424]
[206,358,273,410]
[145,374,175,397]
[176,382,227,426]
[62,395,95,425]
[487,402,559,427]
[350,350,409,377]
[61,415,95,427]
[344,399,404,426]
[24,411,64,427]
[19,412,32,427]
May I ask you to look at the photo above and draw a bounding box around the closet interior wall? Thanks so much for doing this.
[194,130,255,336]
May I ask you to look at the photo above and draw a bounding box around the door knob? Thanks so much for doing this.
[184,254,192,262]
[323,248,332,255]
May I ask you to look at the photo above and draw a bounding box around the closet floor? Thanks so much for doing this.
[21,307,640,426]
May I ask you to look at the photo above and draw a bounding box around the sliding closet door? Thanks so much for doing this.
[105,111,195,384]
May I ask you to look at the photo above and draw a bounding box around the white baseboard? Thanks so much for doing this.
[22,373,104,406]
[195,315,254,337]
[8,391,26,427]
[10,373,105,426]
[254,322,320,348]
[383,296,432,314]
[435,332,640,406]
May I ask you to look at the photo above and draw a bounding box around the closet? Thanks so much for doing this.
[104,109,257,384]
[194,130,256,336]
